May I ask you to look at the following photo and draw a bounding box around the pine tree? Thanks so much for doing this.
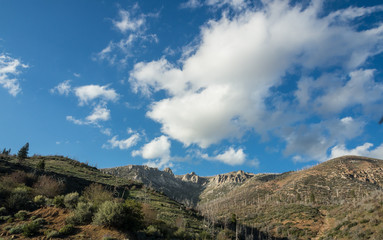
[17,142,29,162]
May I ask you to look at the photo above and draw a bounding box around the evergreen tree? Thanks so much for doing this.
[17,142,29,162]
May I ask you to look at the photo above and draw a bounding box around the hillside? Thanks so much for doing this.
[105,155,383,239]
[0,154,209,239]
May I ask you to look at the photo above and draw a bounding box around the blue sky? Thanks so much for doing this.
[1,0,383,176]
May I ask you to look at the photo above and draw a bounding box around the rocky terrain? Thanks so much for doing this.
[104,155,383,239]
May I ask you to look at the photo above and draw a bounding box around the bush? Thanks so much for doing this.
[22,220,41,237]
[45,229,60,238]
[0,207,7,216]
[37,159,45,171]
[15,210,29,220]
[33,175,64,198]
[53,195,65,208]
[9,224,24,234]
[33,195,46,207]
[7,186,32,211]
[83,183,113,207]
[64,192,79,209]
[93,200,143,231]
[0,215,12,222]
[59,224,75,236]
[2,171,36,188]
[66,202,94,225]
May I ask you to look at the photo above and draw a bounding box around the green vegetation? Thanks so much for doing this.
[0,150,209,239]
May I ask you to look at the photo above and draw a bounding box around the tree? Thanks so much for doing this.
[17,142,29,162]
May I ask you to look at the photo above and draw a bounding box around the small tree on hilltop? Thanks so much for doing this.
[17,142,29,162]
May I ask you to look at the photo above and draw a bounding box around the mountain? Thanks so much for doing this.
[104,155,383,239]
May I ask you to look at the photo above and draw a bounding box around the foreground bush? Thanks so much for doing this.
[93,200,143,231]
[66,202,95,225]
[53,195,65,208]
[7,186,32,211]
[83,183,113,207]
[64,192,79,209]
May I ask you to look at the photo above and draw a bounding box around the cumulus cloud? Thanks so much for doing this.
[74,84,119,105]
[130,0,383,156]
[0,54,28,96]
[103,134,140,150]
[50,80,71,95]
[132,135,172,169]
[330,143,383,160]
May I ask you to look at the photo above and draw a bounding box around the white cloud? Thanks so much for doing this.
[96,6,158,66]
[130,1,383,153]
[103,134,140,150]
[180,0,203,9]
[113,9,145,34]
[181,0,248,10]
[73,73,81,78]
[85,104,111,122]
[296,69,383,115]
[66,104,111,125]
[214,147,247,165]
[74,84,119,105]
[330,143,383,160]
[66,116,87,125]
[50,80,71,95]
[0,54,28,96]
[199,147,248,166]
[101,128,112,136]
[132,135,172,169]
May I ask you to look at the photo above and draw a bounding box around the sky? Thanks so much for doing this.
[1,0,383,176]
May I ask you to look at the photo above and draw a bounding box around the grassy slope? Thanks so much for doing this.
[0,155,206,239]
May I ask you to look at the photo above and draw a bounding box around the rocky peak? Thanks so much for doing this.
[164,167,174,176]
[211,170,254,185]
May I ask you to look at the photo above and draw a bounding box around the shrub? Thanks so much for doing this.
[15,210,29,220]
[93,200,143,231]
[83,183,113,207]
[33,195,46,207]
[0,215,12,222]
[59,224,75,235]
[66,202,95,225]
[45,229,60,238]
[33,175,64,198]
[64,192,79,209]
[37,159,45,171]
[9,224,24,234]
[2,171,36,188]
[0,207,7,216]
[7,186,32,211]
[53,195,65,208]
[22,220,41,237]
